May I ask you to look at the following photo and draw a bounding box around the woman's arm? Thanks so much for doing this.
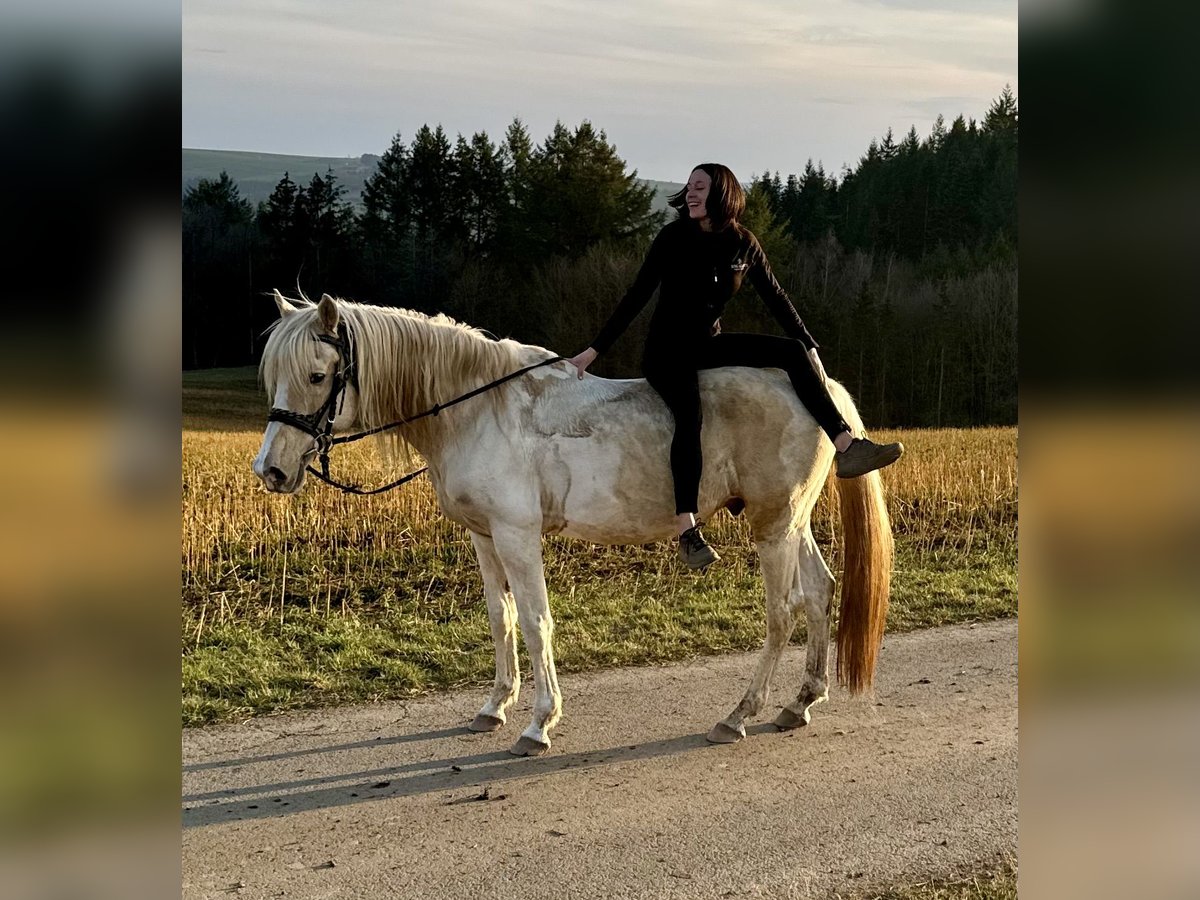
[746,234,819,350]
[589,227,669,355]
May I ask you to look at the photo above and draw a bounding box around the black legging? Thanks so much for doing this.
[643,333,852,515]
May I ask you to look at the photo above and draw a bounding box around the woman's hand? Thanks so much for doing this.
[567,347,598,380]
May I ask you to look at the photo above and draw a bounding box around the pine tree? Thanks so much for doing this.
[409,124,454,242]
[357,132,413,304]
[259,171,298,239]
[524,119,661,259]
[892,126,927,258]
[496,117,535,260]
[183,171,253,225]
[751,171,780,215]
[984,84,1018,135]
[182,172,256,366]
[769,171,784,206]
[927,114,947,154]
[302,169,353,247]
[880,127,898,161]
[443,130,506,255]
[792,159,831,243]
[781,172,801,231]
[503,117,534,193]
[466,131,506,253]
[406,124,455,306]
[447,134,475,247]
[295,169,354,290]
[257,171,307,286]
[979,86,1018,248]
[360,132,412,242]
[742,181,790,262]
[926,115,973,253]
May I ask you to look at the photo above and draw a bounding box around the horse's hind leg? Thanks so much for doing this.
[708,534,800,744]
[774,527,835,730]
[466,532,520,733]
[491,525,562,757]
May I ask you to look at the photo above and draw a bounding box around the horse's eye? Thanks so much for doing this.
[309,373,326,385]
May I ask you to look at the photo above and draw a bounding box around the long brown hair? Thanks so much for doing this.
[667,163,746,232]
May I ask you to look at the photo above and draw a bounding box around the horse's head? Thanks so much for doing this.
[253,292,360,493]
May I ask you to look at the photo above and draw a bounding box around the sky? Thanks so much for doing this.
[182,0,1017,184]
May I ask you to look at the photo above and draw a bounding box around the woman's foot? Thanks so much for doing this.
[835,437,904,479]
[678,524,720,571]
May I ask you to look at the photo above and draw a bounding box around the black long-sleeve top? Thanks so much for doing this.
[590,218,818,356]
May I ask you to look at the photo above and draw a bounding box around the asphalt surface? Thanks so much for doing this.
[182,619,1017,899]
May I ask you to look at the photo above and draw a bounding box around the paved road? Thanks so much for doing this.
[182,619,1017,899]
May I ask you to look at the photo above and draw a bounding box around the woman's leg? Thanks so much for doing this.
[696,333,903,478]
[644,363,704,517]
[696,333,851,441]
[643,361,721,570]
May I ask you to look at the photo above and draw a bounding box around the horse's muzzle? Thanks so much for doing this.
[255,460,305,494]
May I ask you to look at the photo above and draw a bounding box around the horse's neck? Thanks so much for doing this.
[409,334,547,409]
[365,316,545,459]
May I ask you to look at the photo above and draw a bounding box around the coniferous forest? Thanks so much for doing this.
[184,87,1016,427]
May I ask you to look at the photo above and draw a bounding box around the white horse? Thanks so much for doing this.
[253,292,893,756]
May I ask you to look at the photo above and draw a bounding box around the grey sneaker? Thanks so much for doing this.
[678,525,720,571]
[835,437,904,479]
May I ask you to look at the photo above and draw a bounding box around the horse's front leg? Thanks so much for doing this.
[466,531,520,733]
[491,524,561,757]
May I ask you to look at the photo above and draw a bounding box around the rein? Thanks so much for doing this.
[267,328,566,495]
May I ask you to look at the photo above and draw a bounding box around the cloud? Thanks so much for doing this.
[183,0,1016,178]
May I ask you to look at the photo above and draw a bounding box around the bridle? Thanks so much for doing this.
[266,324,357,472]
[265,324,565,495]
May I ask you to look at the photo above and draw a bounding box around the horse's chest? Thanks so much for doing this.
[431,450,566,536]
[432,483,493,535]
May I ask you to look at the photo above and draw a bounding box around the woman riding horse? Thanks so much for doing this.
[567,163,903,570]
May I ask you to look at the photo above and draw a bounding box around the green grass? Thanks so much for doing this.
[857,858,1017,899]
[182,533,1015,727]
[182,366,265,430]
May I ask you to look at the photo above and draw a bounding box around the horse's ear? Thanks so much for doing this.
[317,294,340,333]
[273,290,297,317]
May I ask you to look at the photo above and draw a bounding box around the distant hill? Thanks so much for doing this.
[182,149,381,209]
[183,148,682,215]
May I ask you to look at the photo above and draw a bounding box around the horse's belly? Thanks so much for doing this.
[549,436,736,544]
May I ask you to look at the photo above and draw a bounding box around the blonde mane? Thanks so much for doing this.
[261,294,529,461]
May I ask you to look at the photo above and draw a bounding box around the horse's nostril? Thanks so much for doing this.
[267,466,287,485]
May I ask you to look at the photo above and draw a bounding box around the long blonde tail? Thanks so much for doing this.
[829,387,894,694]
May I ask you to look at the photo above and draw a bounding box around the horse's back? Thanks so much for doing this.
[518,366,835,541]
[552,366,829,455]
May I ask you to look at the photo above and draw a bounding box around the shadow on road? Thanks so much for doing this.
[183,727,727,828]
[183,726,468,773]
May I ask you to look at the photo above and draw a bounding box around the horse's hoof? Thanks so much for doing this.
[509,735,551,757]
[773,706,811,731]
[706,722,746,744]
[468,714,505,733]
